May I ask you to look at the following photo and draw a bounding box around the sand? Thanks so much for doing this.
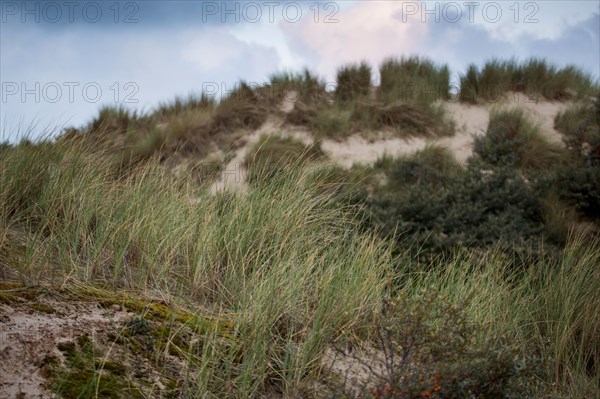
[210,93,572,186]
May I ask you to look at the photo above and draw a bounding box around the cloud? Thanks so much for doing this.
[281,1,429,79]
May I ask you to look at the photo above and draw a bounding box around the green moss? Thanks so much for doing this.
[0,283,44,303]
[53,335,144,399]
[97,360,127,376]
[28,302,57,314]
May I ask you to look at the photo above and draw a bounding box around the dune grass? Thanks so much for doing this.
[0,138,390,397]
[284,57,454,140]
[2,137,599,397]
[269,69,328,106]
[554,99,600,143]
[335,61,372,104]
[378,56,450,105]
[459,58,598,102]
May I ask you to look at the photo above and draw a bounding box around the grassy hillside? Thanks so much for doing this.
[1,57,599,398]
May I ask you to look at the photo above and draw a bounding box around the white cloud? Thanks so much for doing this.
[281,1,429,79]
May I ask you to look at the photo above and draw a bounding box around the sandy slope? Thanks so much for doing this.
[210,93,572,191]
[0,299,133,398]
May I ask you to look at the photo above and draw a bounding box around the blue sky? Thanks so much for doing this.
[1,0,599,141]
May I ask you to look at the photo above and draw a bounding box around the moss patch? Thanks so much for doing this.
[53,335,144,399]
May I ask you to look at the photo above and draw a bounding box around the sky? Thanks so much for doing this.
[1,0,599,142]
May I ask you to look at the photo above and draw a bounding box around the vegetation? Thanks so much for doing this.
[1,58,599,398]
[286,58,455,140]
[244,134,326,184]
[554,96,600,220]
[378,56,450,105]
[473,108,568,173]
[335,61,372,104]
[459,58,597,102]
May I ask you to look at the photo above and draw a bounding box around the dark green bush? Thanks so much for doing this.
[554,96,600,219]
[384,146,462,189]
[366,164,545,256]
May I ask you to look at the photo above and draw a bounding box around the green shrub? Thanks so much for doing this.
[554,97,600,219]
[335,62,372,104]
[366,164,545,256]
[385,145,463,189]
[473,108,567,173]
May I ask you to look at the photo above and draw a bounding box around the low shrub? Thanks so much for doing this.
[366,163,545,256]
[473,108,567,173]
[327,293,539,399]
[384,145,463,189]
[554,97,600,219]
